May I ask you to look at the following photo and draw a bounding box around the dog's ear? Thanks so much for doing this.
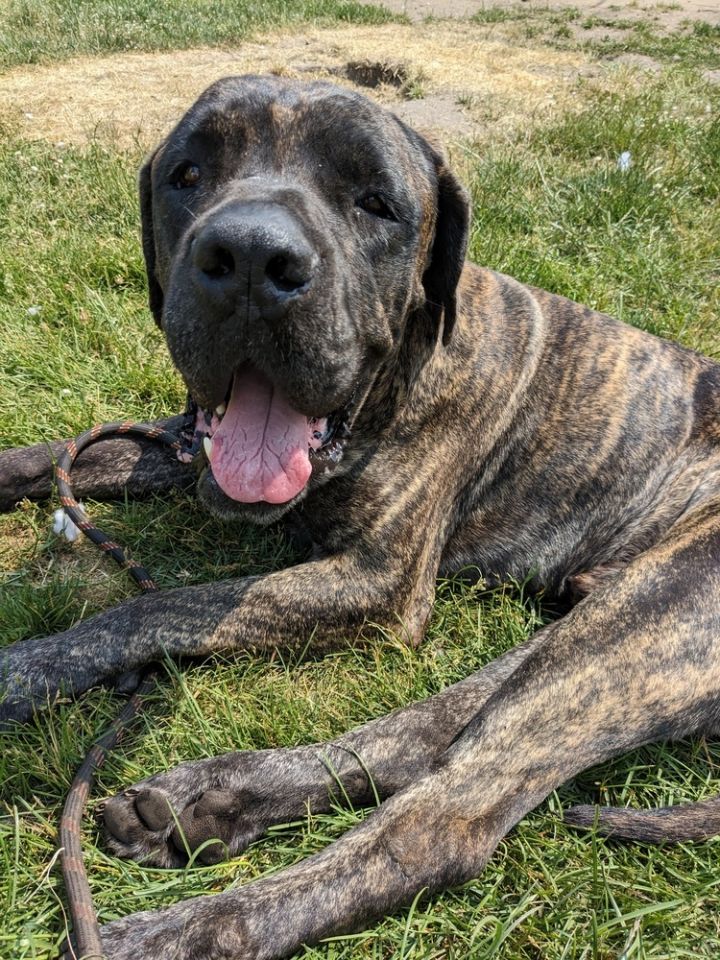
[422,148,470,345]
[139,150,164,327]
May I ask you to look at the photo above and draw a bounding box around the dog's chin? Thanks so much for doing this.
[196,467,307,526]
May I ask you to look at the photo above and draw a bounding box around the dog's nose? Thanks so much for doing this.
[192,204,316,312]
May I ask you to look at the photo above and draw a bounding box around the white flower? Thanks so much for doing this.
[60,387,71,396]
[26,305,41,316]
[52,503,85,543]
[617,151,632,172]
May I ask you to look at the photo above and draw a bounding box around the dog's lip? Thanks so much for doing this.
[199,402,351,454]
[189,368,349,425]
[199,393,346,446]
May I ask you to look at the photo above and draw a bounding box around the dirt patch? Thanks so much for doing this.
[394,93,476,136]
[372,0,719,29]
[1,21,588,146]
[612,52,665,71]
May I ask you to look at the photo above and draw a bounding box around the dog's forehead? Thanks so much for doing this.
[189,75,389,131]
[174,75,429,181]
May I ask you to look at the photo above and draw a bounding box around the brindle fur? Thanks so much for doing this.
[1,76,719,959]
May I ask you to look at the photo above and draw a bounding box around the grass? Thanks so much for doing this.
[470,6,720,70]
[586,20,720,69]
[460,74,720,356]
[1,12,720,960]
[0,0,397,69]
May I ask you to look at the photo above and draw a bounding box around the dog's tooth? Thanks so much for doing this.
[203,436,213,458]
[215,403,226,416]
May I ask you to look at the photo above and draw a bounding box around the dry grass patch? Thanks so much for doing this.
[0,505,42,573]
[1,21,589,146]
[378,0,719,30]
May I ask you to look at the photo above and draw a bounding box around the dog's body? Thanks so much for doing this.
[1,76,719,959]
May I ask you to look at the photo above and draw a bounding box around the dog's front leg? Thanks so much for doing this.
[103,631,546,867]
[0,414,193,511]
[0,531,440,724]
[97,501,720,960]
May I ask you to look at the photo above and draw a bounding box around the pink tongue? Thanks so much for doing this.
[209,368,312,504]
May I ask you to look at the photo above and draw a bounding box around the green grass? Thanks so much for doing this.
[2,33,720,960]
[460,75,720,356]
[470,6,720,70]
[587,19,720,69]
[0,0,397,69]
[0,134,180,447]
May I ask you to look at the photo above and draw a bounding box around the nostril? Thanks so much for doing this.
[266,255,288,283]
[201,246,235,279]
[266,254,310,293]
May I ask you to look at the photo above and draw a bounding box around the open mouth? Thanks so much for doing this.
[177,366,350,505]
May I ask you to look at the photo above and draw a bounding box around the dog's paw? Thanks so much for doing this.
[102,757,272,867]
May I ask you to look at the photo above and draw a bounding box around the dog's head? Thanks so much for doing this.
[140,75,469,522]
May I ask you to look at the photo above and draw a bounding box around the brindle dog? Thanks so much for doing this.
[1,76,719,959]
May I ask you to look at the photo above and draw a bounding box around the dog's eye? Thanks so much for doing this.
[172,163,201,190]
[357,194,396,221]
